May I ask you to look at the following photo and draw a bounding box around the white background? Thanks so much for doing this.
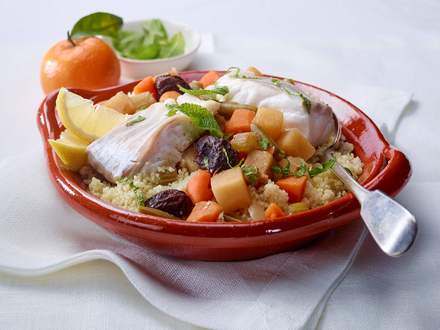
[0,0,439,329]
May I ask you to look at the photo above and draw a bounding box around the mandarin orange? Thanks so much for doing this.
[40,36,120,94]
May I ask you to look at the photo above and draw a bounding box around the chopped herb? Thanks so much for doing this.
[251,123,285,156]
[271,78,281,87]
[272,160,291,178]
[270,79,312,112]
[271,78,294,96]
[293,92,312,112]
[227,67,258,79]
[258,135,271,150]
[294,163,308,177]
[241,164,259,186]
[178,85,229,97]
[126,115,145,126]
[308,158,336,177]
[166,103,223,137]
[119,177,145,206]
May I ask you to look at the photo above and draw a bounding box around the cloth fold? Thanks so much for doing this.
[0,85,411,330]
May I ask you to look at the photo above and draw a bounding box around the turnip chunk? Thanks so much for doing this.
[252,107,284,140]
[276,128,316,160]
[211,167,251,213]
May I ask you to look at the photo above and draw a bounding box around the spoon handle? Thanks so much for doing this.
[331,161,417,256]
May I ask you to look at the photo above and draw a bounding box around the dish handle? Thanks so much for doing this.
[366,146,411,197]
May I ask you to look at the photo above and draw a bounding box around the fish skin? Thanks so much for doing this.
[87,102,201,183]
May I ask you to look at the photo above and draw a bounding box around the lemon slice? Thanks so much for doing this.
[59,129,89,146]
[56,88,128,143]
[48,138,88,171]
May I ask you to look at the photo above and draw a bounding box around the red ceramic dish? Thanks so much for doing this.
[37,71,411,261]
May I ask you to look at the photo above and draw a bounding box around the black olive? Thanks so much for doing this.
[145,189,193,218]
[155,74,191,98]
[194,135,238,174]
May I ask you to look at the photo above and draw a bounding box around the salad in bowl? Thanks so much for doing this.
[49,67,364,223]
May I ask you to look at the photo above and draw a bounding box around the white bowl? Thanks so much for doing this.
[115,19,201,80]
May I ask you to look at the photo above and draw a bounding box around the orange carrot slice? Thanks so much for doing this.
[276,176,308,203]
[264,203,286,220]
[187,170,213,203]
[187,201,223,222]
[224,109,256,134]
[199,71,220,88]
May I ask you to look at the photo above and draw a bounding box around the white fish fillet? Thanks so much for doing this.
[87,102,201,183]
[216,71,335,146]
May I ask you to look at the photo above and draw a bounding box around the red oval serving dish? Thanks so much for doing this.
[37,71,411,261]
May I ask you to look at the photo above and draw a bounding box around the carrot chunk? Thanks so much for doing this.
[224,109,256,134]
[187,170,213,203]
[199,71,220,88]
[264,203,286,220]
[276,176,308,203]
[187,201,223,222]
[133,76,157,99]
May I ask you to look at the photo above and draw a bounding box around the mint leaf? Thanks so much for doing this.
[166,103,223,138]
[178,85,229,97]
[159,32,185,58]
[71,12,123,38]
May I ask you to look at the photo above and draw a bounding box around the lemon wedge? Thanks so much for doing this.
[49,138,88,171]
[59,129,89,146]
[56,88,128,143]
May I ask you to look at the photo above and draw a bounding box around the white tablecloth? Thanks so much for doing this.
[0,0,439,329]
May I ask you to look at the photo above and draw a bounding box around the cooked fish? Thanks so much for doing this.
[87,102,201,183]
[216,71,335,146]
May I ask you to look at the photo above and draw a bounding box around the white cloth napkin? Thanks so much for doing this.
[0,86,411,330]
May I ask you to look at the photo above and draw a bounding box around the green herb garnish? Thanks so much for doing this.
[308,159,336,177]
[294,92,312,112]
[119,177,145,206]
[272,160,291,178]
[271,78,294,96]
[241,164,259,186]
[270,79,312,112]
[166,103,223,138]
[294,163,308,177]
[258,135,271,150]
[227,67,259,79]
[178,85,229,97]
[126,115,146,126]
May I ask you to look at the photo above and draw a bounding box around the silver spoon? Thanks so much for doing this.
[325,120,417,257]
